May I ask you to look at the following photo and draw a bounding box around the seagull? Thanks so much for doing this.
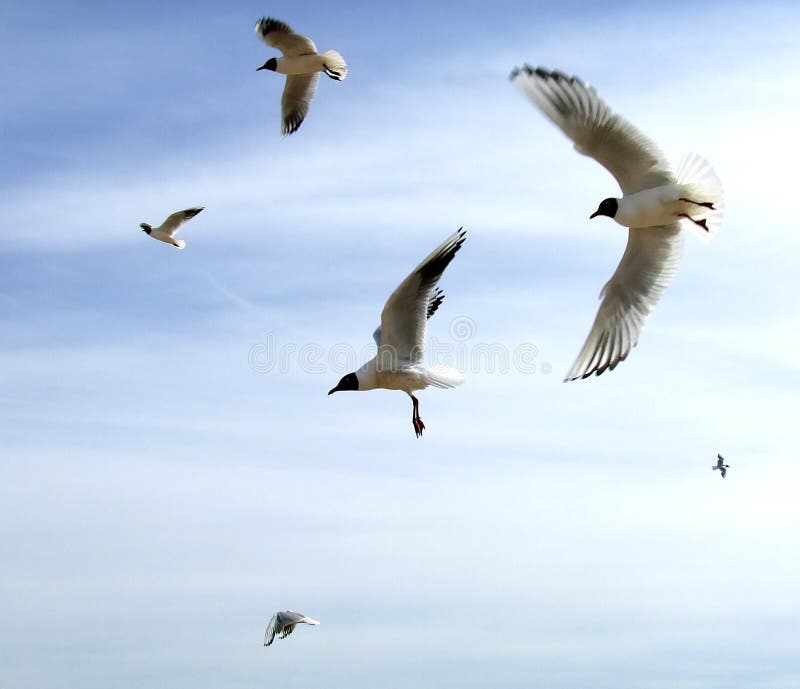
[511,66,724,381]
[139,207,204,250]
[255,17,347,136]
[328,228,467,437]
[263,610,320,647]
[712,453,730,479]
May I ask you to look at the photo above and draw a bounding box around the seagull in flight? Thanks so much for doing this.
[712,454,730,479]
[328,228,466,437]
[263,610,320,647]
[139,207,204,249]
[511,66,724,381]
[255,17,347,136]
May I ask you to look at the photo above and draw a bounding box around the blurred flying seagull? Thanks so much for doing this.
[712,453,730,479]
[139,207,203,250]
[263,610,320,647]
[511,66,724,381]
[255,17,347,136]
[328,228,466,437]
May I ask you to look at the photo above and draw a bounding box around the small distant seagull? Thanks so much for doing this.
[139,207,204,250]
[712,453,730,479]
[263,610,320,647]
[328,229,467,437]
[510,66,724,381]
[255,17,347,136]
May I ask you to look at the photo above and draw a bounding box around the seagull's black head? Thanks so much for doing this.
[328,372,358,395]
[257,58,278,72]
[590,198,619,220]
[140,223,152,235]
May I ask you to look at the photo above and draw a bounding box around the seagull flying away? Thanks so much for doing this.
[328,228,467,437]
[255,17,347,136]
[511,66,724,381]
[139,207,204,249]
[712,453,730,479]
[263,610,320,647]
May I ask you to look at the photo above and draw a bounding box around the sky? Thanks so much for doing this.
[2,1,800,688]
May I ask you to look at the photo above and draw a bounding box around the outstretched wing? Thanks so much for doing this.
[378,230,466,364]
[511,66,673,194]
[373,287,445,346]
[565,224,683,381]
[281,73,320,136]
[263,613,279,646]
[159,207,204,237]
[720,467,727,479]
[255,17,317,56]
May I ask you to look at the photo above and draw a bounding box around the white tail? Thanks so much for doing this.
[320,50,348,80]
[172,239,186,249]
[425,366,465,389]
[675,152,724,241]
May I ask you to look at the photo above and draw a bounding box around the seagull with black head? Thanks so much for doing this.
[255,17,347,136]
[328,229,467,437]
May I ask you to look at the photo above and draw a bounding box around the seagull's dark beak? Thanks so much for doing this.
[327,386,338,395]
[589,210,601,219]
[256,65,267,71]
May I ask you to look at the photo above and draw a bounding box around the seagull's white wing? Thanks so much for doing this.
[565,224,683,381]
[159,207,204,237]
[379,229,466,365]
[281,73,320,136]
[372,288,445,346]
[263,613,279,646]
[255,17,317,56]
[511,66,673,194]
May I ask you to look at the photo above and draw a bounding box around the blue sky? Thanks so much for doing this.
[2,1,800,688]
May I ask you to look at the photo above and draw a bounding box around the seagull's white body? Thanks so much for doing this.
[511,66,724,381]
[616,185,690,228]
[329,229,466,437]
[139,207,204,250]
[271,53,331,76]
[254,17,347,136]
[263,610,320,647]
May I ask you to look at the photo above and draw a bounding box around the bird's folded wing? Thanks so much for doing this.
[160,207,203,237]
[263,614,278,646]
[565,224,683,381]
[511,66,673,194]
[379,229,466,366]
[282,73,320,136]
[255,18,317,55]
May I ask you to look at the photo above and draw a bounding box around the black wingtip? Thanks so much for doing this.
[255,17,293,37]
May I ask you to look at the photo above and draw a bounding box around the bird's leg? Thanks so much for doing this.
[677,213,709,232]
[410,394,425,438]
[679,197,716,210]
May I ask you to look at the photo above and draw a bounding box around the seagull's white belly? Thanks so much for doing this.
[376,368,428,393]
[150,229,178,245]
[276,55,324,75]
[617,185,680,228]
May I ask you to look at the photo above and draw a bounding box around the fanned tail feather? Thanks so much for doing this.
[321,50,348,80]
[675,152,724,241]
